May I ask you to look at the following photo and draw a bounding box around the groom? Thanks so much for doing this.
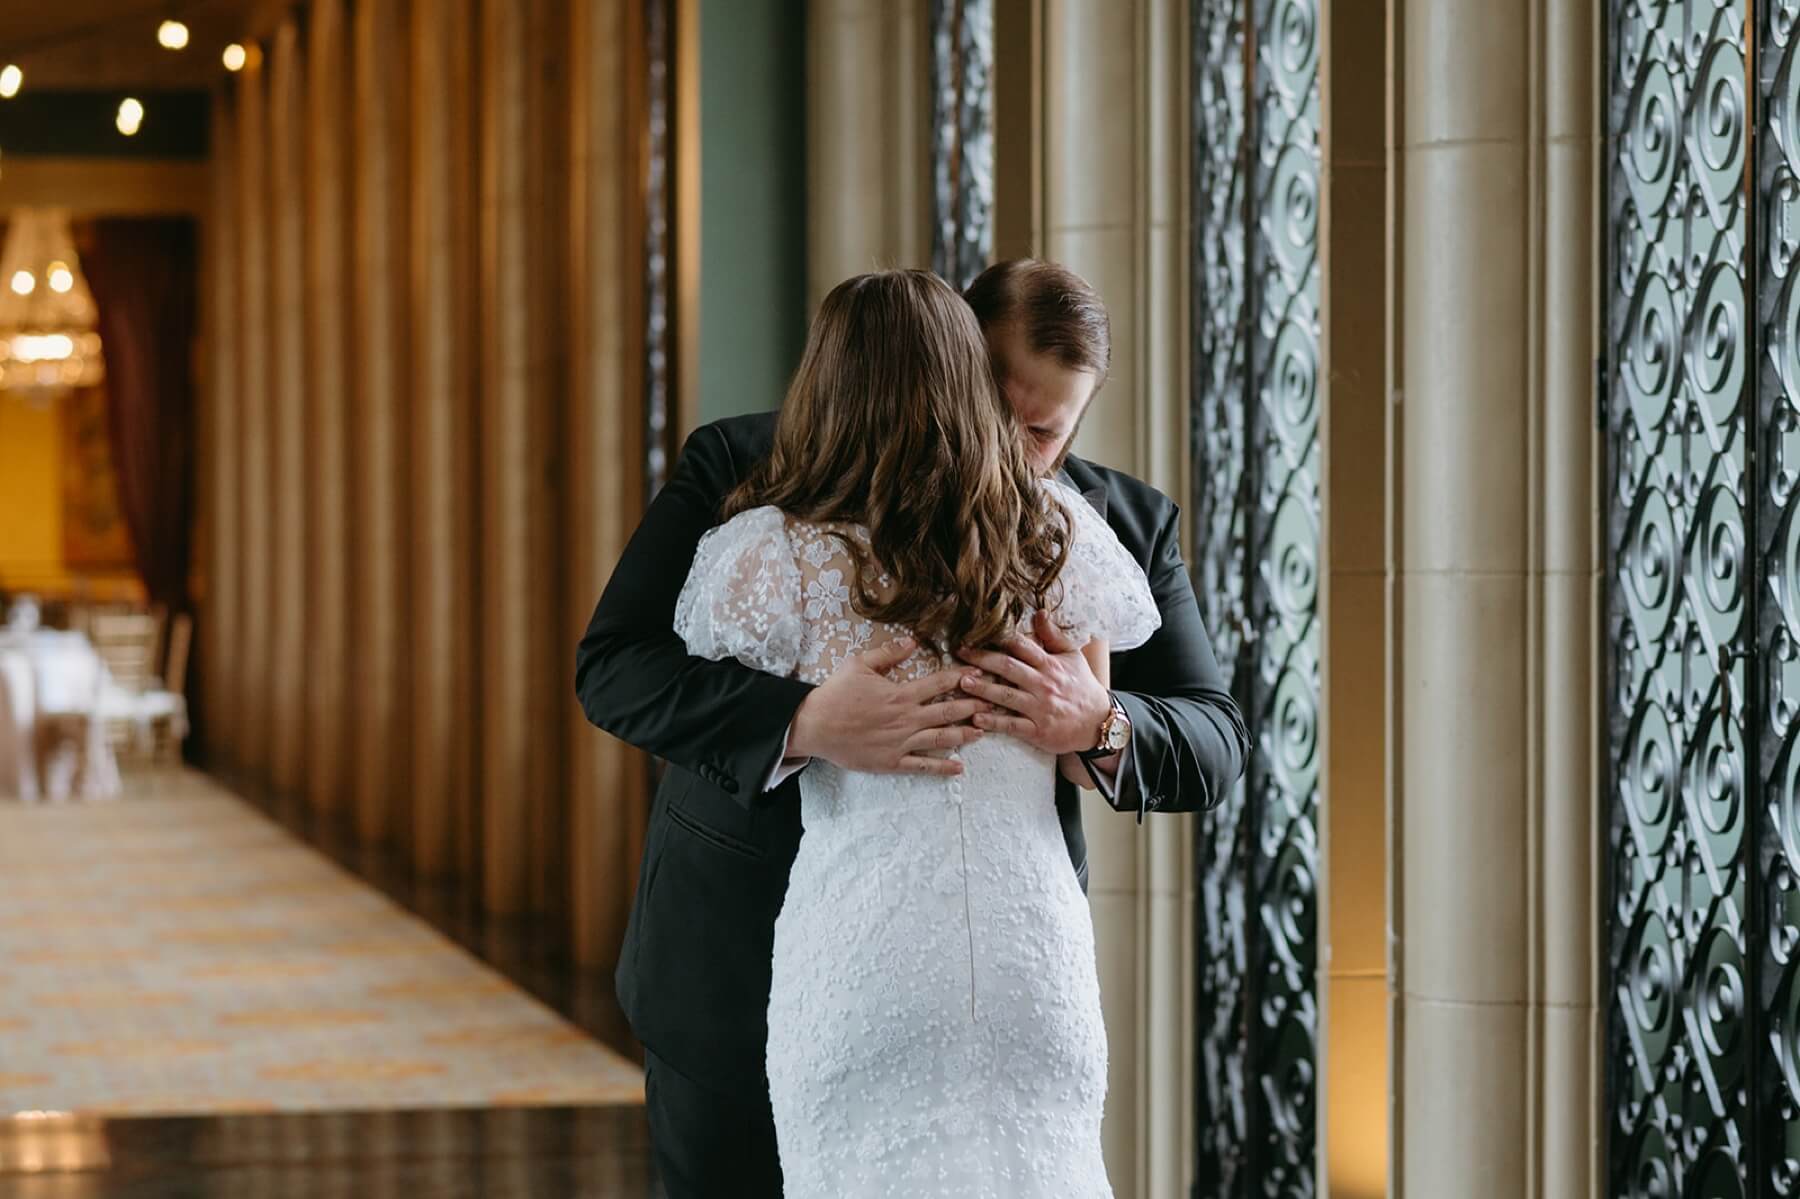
[575,259,1248,1197]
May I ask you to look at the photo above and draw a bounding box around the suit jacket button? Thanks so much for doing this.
[720,777,739,794]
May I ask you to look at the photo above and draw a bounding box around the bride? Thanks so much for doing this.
[672,270,1158,1197]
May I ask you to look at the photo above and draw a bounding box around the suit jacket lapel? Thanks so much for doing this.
[1054,466,1109,521]
[1081,485,1108,521]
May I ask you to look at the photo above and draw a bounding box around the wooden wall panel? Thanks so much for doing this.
[266,18,309,797]
[409,0,481,878]
[350,0,412,847]
[477,0,570,914]
[204,91,241,769]
[233,58,272,775]
[203,0,660,993]
[304,0,352,815]
[566,0,649,968]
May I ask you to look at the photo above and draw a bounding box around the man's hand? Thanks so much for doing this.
[958,612,1113,755]
[787,639,987,777]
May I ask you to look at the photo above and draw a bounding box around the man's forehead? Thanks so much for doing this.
[1003,358,1092,418]
[1007,382,1068,421]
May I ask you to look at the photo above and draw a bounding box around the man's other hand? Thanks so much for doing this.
[957,613,1112,756]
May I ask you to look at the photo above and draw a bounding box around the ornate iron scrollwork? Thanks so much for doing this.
[1606,1,1759,1192]
[929,0,994,289]
[645,0,674,501]
[1192,0,1320,1193]
[1755,0,1800,1191]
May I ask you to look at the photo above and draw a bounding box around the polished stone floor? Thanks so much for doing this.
[1,772,661,1196]
[216,769,641,1060]
[0,1105,659,1196]
[0,776,643,1118]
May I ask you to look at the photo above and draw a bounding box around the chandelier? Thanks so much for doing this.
[0,208,104,401]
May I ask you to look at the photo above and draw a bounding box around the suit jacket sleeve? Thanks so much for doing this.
[575,424,814,806]
[1109,504,1249,817]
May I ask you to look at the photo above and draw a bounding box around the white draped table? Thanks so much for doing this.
[0,630,122,802]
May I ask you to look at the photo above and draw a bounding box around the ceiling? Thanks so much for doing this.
[0,1,261,90]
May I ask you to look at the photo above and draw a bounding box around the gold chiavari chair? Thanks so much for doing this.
[90,609,166,761]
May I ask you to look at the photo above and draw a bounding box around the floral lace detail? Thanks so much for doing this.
[671,506,805,677]
[676,479,1160,689]
[673,481,1158,1197]
[803,568,851,620]
[1041,476,1162,651]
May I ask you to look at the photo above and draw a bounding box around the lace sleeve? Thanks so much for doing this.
[1044,478,1163,651]
[673,506,806,677]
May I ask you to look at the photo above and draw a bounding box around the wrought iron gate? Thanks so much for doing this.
[929,0,994,289]
[1605,1,1800,1192]
[1191,0,1322,1194]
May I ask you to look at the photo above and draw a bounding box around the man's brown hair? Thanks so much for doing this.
[963,258,1111,387]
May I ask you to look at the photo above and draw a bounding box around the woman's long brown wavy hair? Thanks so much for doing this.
[723,270,1070,653]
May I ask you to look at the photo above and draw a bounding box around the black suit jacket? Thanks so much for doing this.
[575,412,1247,1096]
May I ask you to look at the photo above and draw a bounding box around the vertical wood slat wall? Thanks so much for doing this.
[232,59,272,775]
[478,0,570,916]
[204,94,240,771]
[408,0,480,882]
[304,0,353,819]
[568,0,650,965]
[202,0,654,970]
[349,0,411,848]
[267,20,308,797]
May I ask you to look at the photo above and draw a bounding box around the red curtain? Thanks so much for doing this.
[78,218,199,614]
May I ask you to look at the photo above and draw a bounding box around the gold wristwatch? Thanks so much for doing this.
[1079,693,1131,760]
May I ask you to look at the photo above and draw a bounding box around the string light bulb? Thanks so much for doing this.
[116,98,144,137]
[157,20,190,50]
[9,271,34,297]
[0,65,21,99]
[223,43,247,72]
[47,263,73,294]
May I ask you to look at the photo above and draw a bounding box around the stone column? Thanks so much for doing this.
[1034,1,1190,1192]
[409,0,481,878]
[267,18,308,797]
[1393,0,1599,1191]
[350,0,412,847]
[1537,0,1601,1191]
[805,0,929,305]
[304,0,352,816]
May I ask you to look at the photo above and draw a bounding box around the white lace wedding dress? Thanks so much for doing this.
[675,478,1160,1198]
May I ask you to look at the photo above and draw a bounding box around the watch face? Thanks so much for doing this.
[1101,712,1129,751]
